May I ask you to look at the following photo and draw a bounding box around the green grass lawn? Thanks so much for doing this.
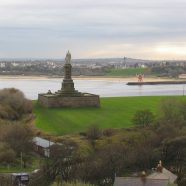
[33,96,186,136]
[106,68,148,76]
[0,165,34,173]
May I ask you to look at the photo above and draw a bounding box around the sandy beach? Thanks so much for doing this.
[0,75,179,82]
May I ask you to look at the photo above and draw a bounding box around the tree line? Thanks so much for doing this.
[29,98,186,186]
[0,88,34,185]
[0,88,185,186]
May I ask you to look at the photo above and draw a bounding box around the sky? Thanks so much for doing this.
[0,0,186,59]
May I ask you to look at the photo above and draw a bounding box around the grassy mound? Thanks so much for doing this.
[33,96,186,135]
[106,68,148,76]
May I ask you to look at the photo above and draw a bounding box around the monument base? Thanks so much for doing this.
[38,93,100,108]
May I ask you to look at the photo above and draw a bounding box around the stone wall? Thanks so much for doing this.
[38,93,100,108]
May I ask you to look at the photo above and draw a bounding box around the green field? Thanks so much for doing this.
[106,68,148,76]
[33,96,186,136]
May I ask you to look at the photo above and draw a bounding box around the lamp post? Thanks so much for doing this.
[183,85,185,96]
[20,152,23,170]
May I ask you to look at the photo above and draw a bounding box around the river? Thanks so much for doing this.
[0,78,186,100]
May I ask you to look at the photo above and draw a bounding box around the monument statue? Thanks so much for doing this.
[64,51,72,80]
[65,50,71,64]
[61,50,75,92]
[38,51,100,108]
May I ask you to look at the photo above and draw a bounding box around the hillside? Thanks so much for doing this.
[33,96,186,135]
[105,67,148,76]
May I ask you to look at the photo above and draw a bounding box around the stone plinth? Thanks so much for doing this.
[38,93,100,108]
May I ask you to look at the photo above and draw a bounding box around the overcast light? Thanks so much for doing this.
[0,0,186,59]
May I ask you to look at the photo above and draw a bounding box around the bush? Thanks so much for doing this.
[52,182,93,186]
[2,124,34,156]
[132,109,154,127]
[0,142,16,163]
[86,125,102,140]
[0,88,32,120]
[103,128,114,137]
[0,175,12,186]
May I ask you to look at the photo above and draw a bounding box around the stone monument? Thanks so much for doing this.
[38,51,100,108]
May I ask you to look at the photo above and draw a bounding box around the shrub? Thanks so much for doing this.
[86,125,102,140]
[103,128,114,137]
[132,109,154,127]
[0,142,16,164]
[52,182,93,186]
[0,88,32,120]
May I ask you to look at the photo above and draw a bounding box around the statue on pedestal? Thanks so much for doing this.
[65,50,71,64]
[38,50,100,108]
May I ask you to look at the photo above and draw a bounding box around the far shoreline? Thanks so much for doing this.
[0,75,184,82]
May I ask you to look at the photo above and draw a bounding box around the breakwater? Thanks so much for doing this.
[127,81,186,85]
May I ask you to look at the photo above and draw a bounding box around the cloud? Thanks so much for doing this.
[0,0,186,59]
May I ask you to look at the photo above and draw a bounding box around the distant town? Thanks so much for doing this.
[0,57,186,77]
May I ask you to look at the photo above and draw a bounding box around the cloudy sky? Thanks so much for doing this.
[0,0,186,59]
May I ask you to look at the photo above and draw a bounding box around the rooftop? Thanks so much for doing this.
[33,137,55,148]
[114,177,169,186]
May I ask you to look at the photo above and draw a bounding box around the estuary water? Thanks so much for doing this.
[0,78,186,100]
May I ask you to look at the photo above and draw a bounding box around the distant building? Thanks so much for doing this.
[0,62,5,68]
[179,74,186,79]
[148,168,177,185]
[33,137,55,157]
[114,161,177,186]
[114,177,169,186]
